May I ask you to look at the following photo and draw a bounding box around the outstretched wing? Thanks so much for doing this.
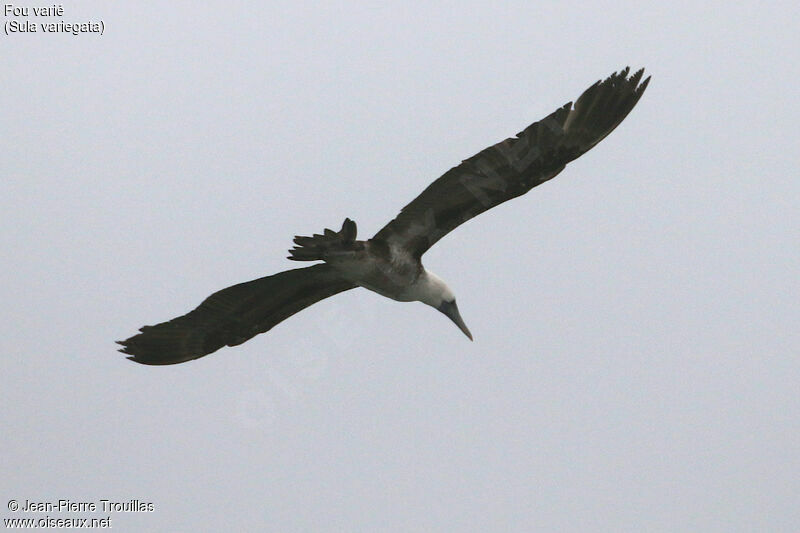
[117,264,356,365]
[373,67,650,257]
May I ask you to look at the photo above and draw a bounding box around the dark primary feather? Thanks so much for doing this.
[373,67,650,257]
[117,264,356,365]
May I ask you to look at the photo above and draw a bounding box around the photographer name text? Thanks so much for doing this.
[9,499,154,513]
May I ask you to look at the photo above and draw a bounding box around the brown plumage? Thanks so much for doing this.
[373,67,650,257]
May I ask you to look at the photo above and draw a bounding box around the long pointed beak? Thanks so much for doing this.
[437,300,473,341]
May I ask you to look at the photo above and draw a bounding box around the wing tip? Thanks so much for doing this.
[125,355,167,365]
[638,74,652,93]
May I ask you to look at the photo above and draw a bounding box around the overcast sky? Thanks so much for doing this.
[2,1,798,531]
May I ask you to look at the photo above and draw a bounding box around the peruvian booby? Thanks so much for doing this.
[118,67,650,365]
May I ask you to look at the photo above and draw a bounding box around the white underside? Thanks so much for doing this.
[327,251,451,307]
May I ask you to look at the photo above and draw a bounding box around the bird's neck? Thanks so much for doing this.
[413,269,451,308]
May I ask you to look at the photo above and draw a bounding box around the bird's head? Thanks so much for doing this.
[419,271,473,341]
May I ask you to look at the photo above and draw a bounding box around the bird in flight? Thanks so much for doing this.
[118,67,650,365]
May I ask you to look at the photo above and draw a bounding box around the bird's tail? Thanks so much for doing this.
[288,218,359,261]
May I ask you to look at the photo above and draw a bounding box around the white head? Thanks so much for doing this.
[417,270,473,341]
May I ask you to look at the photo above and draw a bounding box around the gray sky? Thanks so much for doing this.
[2,1,798,531]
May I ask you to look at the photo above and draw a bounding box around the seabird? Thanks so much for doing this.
[118,67,650,365]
